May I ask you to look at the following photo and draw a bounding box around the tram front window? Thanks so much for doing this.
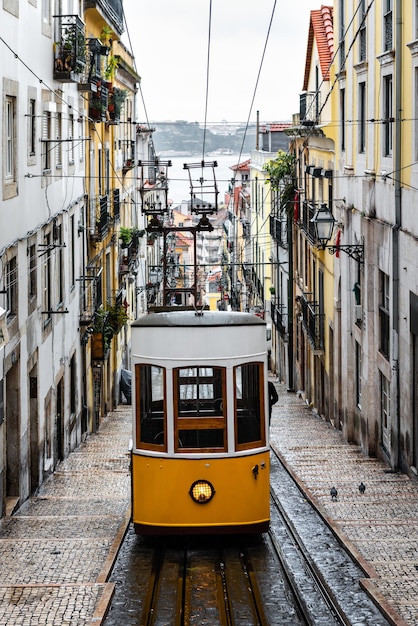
[135,364,166,449]
[235,363,265,447]
[175,366,226,451]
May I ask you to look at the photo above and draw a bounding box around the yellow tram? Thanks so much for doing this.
[130,309,270,535]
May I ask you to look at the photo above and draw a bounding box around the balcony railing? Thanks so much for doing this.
[78,265,102,326]
[122,140,135,171]
[84,0,124,35]
[270,214,288,248]
[53,15,86,82]
[89,82,109,122]
[300,201,317,243]
[271,303,287,336]
[112,188,120,222]
[300,292,324,352]
[300,91,321,126]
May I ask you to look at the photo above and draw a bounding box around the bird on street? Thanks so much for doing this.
[330,486,338,501]
[359,482,366,494]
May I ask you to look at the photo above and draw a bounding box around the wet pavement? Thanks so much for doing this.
[0,407,132,626]
[270,379,418,626]
[0,383,417,624]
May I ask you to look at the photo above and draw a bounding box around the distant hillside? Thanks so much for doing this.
[151,121,257,155]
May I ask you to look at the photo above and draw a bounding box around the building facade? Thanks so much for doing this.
[0,0,147,517]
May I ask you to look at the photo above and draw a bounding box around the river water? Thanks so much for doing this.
[162,153,250,206]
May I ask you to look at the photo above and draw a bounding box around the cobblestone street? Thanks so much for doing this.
[270,380,418,626]
[0,408,131,626]
[1,387,418,624]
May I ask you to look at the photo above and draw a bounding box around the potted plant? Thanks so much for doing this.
[107,302,129,334]
[108,87,126,121]
[91,307,113,359]
[119,226,132,247]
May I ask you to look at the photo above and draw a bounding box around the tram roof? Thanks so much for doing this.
[132,310,266,328]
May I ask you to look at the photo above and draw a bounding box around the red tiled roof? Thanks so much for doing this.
[303,5,333,91]
[260,123,292,133]
[230,159,250,172]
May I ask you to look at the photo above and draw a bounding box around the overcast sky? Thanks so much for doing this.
[122,0,323,125]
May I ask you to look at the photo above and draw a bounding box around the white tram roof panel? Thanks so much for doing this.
[132,310,266,328]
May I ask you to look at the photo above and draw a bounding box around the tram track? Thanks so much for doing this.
[105,450,391,626]
[268,490,346,625]
[138,539,271,626]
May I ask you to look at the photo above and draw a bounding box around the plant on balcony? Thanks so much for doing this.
[263,150,296,209]
[119,226,133,246]
[119,226,145,248]
[89,96,106,120]
[91,307,114,358]
[107,302,129,333]
[104,55,119,81]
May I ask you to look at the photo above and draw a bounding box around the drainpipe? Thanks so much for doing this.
[393,0,402,469]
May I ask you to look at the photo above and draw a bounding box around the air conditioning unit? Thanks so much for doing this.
[354,305,362,322]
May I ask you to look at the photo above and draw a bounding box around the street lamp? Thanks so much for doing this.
[310,203,364,263]
[310,203,335,248]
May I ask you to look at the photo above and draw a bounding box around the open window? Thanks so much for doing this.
[174,366,226,451]
[234,362,265,450]
[135,364,166,450]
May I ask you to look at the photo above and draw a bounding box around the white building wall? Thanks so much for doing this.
[0,0,86,511]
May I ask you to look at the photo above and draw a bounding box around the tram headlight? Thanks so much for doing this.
[189,479,215,504]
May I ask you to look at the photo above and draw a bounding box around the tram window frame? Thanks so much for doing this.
[135,363,167,451]
[234,362,266,450]
[174,366,227,452]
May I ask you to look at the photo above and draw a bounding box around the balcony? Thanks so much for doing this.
[89,195,110,241]
[53,15,86,82]
[78,265,102,327]
[84,0,124,36]
[112,188,120,223]
[271,303,287,336]
[300,91,321,126]
[89,82,109,122]
[300,201,317,243]
[122,141,135,172]
[300,292,324,352]
[270,214,288,248]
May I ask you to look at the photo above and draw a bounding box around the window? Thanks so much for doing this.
[68,114,74,165]
[135,364,166,450]
[42,112,52,172]
[339,0,345,71]
[78,115,84,162]
[69,215,75,289]
[28,244,37,300]
[70,354,76,416]
[355,342,362,409]
[42,233,52,325]
[6,256,18,320]
[340,88,346,151]
[175,366,226,450]
[359,0,367,61]
[384,0,393,52]
[359,81,366,153]
[234,362,265,449]
[55,112,62,168]
[5,96,15,181]
[379,271,390,359]
[416,0,418,40]
[381,372,391,452]
[383,75,393,156]
[56,223,64,306]
[29,99,36,156]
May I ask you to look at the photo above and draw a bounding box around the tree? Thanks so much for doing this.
[263,150,296,210]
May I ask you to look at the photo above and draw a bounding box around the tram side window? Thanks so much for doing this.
[135,364,165,449]
[234,362,265,447]
[175,366,226,451]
